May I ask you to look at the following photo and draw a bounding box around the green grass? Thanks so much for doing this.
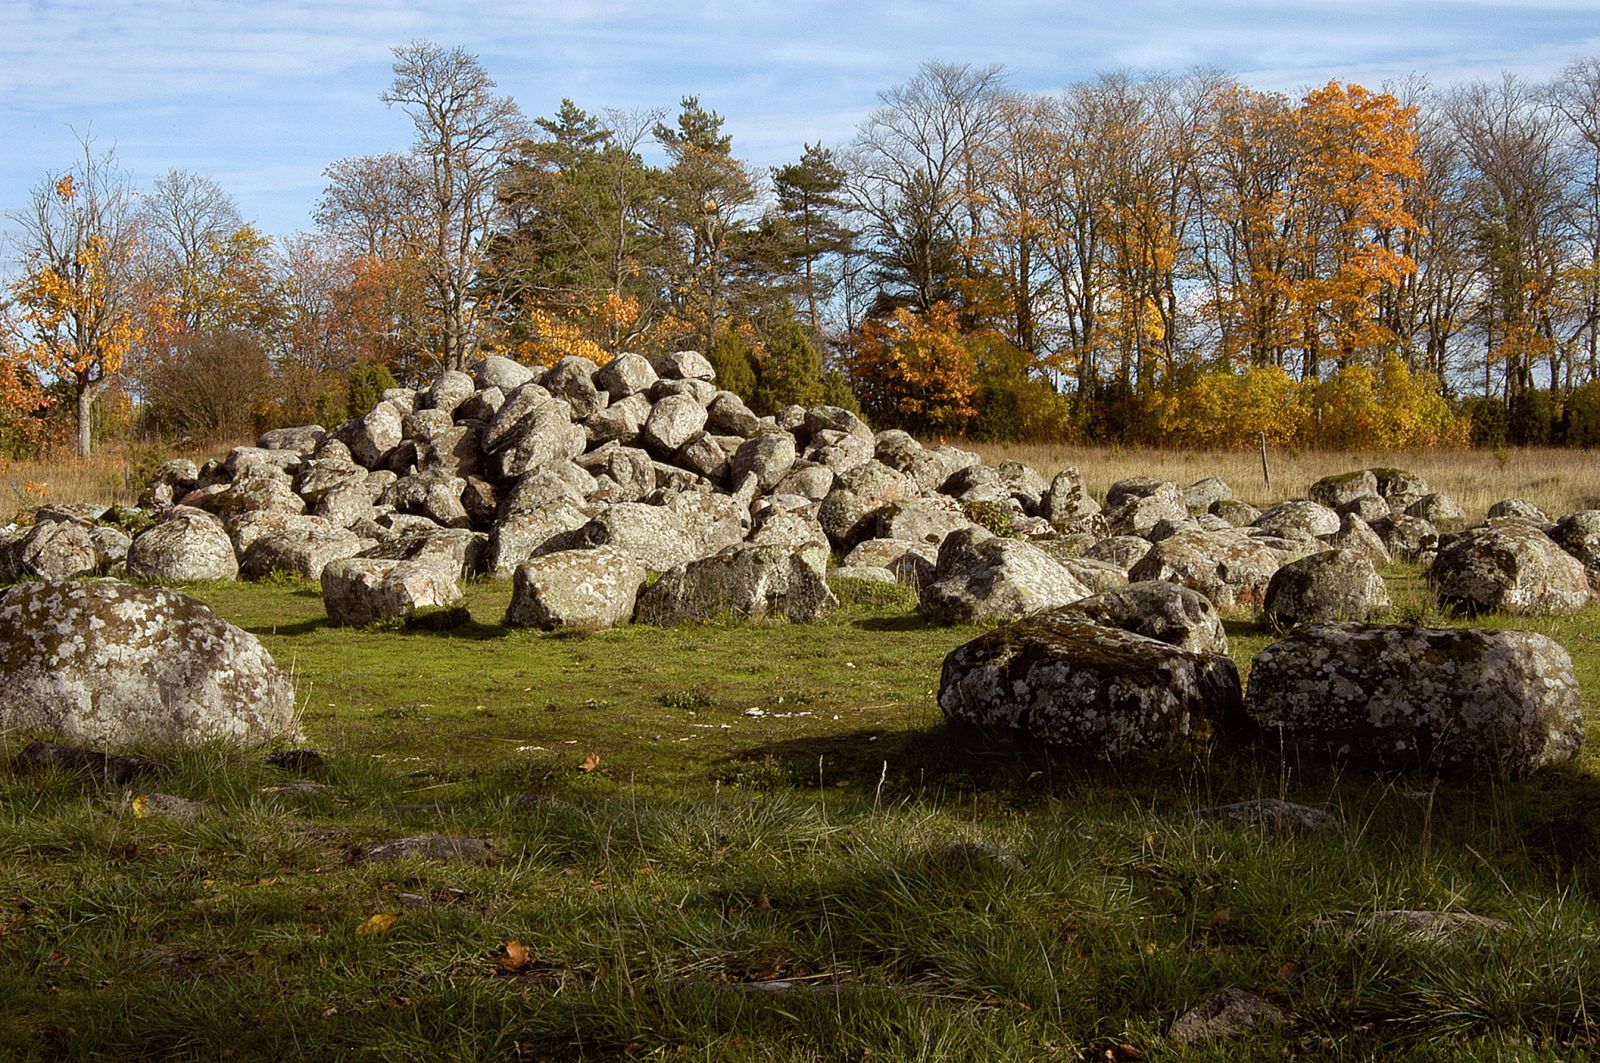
[3,569,1600,1060]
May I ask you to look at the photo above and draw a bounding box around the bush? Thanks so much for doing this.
[346,363,397,418]
[139,331,274,440]
[1559,380,1600,447]
[1461,395,1508,448]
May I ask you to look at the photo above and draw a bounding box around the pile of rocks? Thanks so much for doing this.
[4,350,1596,640]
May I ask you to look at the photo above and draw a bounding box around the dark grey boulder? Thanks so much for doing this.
[939,617,1244,759]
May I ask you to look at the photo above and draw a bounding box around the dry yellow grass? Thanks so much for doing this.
[972,442,1600,520]
[8,433,1600,526]
[0,439,226,522]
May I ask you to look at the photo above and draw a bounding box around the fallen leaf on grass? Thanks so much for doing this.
[356,913,398,936]
[500,940,530,972]
[131,795,149,818]
[579,752,601,773]
[1206,907,1233,929]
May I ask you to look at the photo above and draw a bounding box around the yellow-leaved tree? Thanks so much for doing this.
[8,142,147,458]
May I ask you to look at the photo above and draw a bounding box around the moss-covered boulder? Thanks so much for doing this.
[939,618,1244,760]
[1036,580,1228,655]
[1309,469,1379,509]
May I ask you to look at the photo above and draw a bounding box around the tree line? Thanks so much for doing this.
[6,42,1600,458]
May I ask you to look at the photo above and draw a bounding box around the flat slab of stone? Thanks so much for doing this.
[1169,988,1289,1045]
[347,834,493,866]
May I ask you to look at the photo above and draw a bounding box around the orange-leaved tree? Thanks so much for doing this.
[8,142,148,458]
[847,301,978,434]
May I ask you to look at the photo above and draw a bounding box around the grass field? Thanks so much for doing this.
[3,569,1600,1061]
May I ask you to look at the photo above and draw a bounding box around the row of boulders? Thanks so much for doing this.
[939,579,1584,777]
[2,349,1597,632]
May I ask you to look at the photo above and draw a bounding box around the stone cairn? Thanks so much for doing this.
[3,350,1592,776]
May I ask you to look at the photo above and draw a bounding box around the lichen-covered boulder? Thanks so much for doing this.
[486,502,591,579]
[874,496,972,547]
[1104,478,1187,537]
[320,556,462,626]
[730,431,797,492]
[641,394,708,455]
[346,400,406,469]
[939,618,1244,760]
[1325,512,1391,567]
[1547,510,1600,588]
[1309,470,1379,509]
[919,528,1091,624]
[541,356,605,419]
[239,516,362,581]
[595,352,658,400]
[1043,467,1102,529]
[1373,468,1430,511]
[9,518,101,580]
[489,398,586,480]
[0,580,297,746]
[1263,548,1390,626]
[1488,498,1548,524]
[1127,529,1286,610]
[634,543,837,624]
[1370,514,1438,562]
[474,353,537,393]
[126,511,239,583]
[1406,492,1465,525]
[1183,477,1232,513]
[504,546,644,631]
[1428,523,1590,615]
[1244,624,1584,774]
[1252,499,1339,540]
[1083,535,1155,570]
[566,502,702,573]
[1035,580,1228,655]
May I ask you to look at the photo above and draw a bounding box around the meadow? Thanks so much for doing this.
[2,446,1600,1059]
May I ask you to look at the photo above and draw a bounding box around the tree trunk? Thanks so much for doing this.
[76,381,101,460]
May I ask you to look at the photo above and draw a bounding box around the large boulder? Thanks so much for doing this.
[0,580,297,746]
[1262,548,1390,626]
[541,356,605,419]
[486,503,592,579]
[634,543,837,623]
[1547,510,1600,588]
[490,399,586,480]
[1042,467,1101,529]
[1105,479,1187,537]
[320,556,462,626]
[1127,529,1287,610]
[729,432,797,492]
[1309,470,1380,509]
[347,400,406,469]
[568,502,702,573]
[641,394,709,455]
[239,516,362,581]
[939,618,1244,760]
[1428,523,1590,615]
[1252,499,1339,540]
[919,528,1091,625]
[504,547,645,631]
[1244,624,1584,774]
[1037,580,1228,655]
[594,352,658,400]
[9,519,100,580]
[126,511,239,583]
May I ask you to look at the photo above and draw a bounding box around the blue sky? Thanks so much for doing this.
[2,0,1598,251]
